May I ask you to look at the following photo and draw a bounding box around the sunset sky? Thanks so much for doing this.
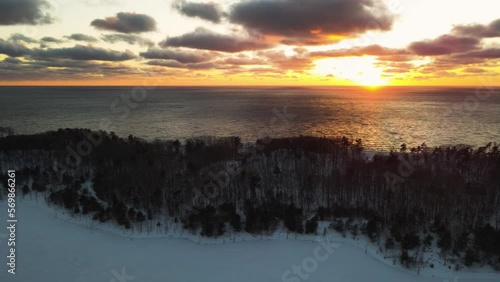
[0,0,499,86]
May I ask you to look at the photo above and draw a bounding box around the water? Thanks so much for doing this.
[0,86,499,151]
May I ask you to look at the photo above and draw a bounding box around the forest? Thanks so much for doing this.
[0,128,499,271]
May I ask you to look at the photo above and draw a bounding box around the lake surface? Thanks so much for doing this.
[0,86,499,151]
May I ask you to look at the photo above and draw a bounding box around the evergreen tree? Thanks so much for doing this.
[402,233,420,250]
[305,216,318,234]
[136,211,146,222]
[217,222,225,237]
[385,237,395,250]
[366,218,379,241]
[230,213,242,232]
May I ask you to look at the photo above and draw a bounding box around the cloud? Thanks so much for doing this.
[41,37,64,43]
[33,45,137,61]
[222,55,266,65]
[173,0,223,23]
[140,48,213,63]
[9,33,38,43]
[160,27,273,52]
[462,67,487,73]
[454,48,500,59]
[0,38,32,57]
[0,58,144,81]
[91,12,157,33]
[228,0,393,45]
[452,18,500,38]
[147,59,217,69]
[256,50,312,70]
[66,33,98,42]
[101,34,154,47]
[311,44,407,57]
[0,0,53,25]
[2,57,22,64]
[408,35,480,56]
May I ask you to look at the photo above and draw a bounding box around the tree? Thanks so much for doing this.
[438,229,452,253]
[385,237,395,250]
[453,232,470,255]
[402,233,420,250]
[230,213,242,232]
[128,208,136,222]
[423,234,433,249]
[305,216,318,234]
[244,201,257,233]
[366,218,379,241]
[22,184,30,195]
[332,219,345,237]
[351,224,359,238]
[284,204,303,233]
[217,222,226,237]
[62,188,78,210]
[464,248,477,267]
[136,211,146,222]
[111,197,128,226]
[400,250,414,268]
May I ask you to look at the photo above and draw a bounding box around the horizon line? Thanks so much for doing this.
[0,84,498,88]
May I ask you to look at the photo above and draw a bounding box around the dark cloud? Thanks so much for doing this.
[452,19,500,38]
[0,58,145,81]
[0,0,53,25]
[33,45,137,61]
[454,48,500,59]
[101,34,154,47]
[41,37,64,43]
[2,57,22,64]
[228,0,394,45]
[462,67,487,73]
[9,33,38,43]
[173,0,223,23]
[147,59,217,69]
[91,12,157,33]
[256,50,312,70]
[408,35,480,56]
[311,44,407,57]
[65,33,99,42]
[160,27,273,52]
[222,55,266,65]
[0,38,32,57]
[140,48,213,63]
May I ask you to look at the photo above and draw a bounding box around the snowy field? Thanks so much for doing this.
[1,199,499,282]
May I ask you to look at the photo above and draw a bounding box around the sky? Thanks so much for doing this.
[0,0,499,86]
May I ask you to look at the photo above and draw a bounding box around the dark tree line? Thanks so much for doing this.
[1,129,500,269]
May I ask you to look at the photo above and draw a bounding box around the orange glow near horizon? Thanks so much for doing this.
[0,75,499,87]
[311,57,389,87]
[0,61,499,87]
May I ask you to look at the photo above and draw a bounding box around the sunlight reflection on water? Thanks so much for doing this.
[0,86,498,151]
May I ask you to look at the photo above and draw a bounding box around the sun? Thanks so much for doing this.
[312,56,389,86]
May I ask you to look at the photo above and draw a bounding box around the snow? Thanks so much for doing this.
[1,199,499,282]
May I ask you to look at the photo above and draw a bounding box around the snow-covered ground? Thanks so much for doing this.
[1,199,499,282]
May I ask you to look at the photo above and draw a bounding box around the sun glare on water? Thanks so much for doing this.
[312,56,389,87]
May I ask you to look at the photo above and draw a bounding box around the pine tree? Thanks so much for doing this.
[385,237,395,250]
[136,211,146,222]
[217,222,225,237]
[366,218,379,241]
[230,213,242,232]
[305,216,318,234]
